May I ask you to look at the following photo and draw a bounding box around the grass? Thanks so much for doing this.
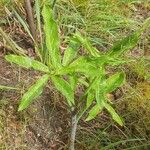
[56,0,145,48]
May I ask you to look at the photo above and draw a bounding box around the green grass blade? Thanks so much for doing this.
[42,4,61,68]
[35,0,43,52]
[18,74,49,111]
[108,17,150,57]
[12,8,34,41]
[101,138,145,150]
[5,55,50,73]
[0,85,18,90]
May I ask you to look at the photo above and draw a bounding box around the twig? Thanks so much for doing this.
[24,0,36,40]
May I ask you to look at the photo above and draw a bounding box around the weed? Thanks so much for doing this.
[3,1,150,149]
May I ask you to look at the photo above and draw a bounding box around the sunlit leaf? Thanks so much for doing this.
[101,72,125,93]
[62,37,80,66]
[86,90,95,108]
[18,74,49,111]
[78,77,89,87]
[42,4,61,68]
[74,32,101,57]
[51,76,74,106]
[104,103,123,126]
[5,55,50,73]
[59,56,101,76]
[69,75,78,91]
[86,104,103,121]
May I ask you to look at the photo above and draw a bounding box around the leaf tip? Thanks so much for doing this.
[18,106,23,112]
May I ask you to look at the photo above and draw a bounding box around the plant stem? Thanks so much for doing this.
[70,113,78,150]
[24,0,36,40]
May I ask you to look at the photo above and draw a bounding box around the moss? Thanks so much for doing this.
[124,82,150,136]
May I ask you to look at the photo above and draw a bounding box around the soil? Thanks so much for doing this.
[0,55,71,150]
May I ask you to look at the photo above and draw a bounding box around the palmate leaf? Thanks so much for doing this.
[51,76,74,106]
[108,17,150,57]
[42,4,61,68]
[5,55,50,73]
[62,37,80,66]
[18,74,49,111]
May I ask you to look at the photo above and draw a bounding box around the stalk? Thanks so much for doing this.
[69,110,78,150]
[24,0,36,40]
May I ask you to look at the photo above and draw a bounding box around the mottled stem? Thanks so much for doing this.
[70,113,78,150]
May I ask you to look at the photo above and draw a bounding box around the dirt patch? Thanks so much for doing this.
[0,56,72,150]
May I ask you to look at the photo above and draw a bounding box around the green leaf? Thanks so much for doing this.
[108,17,150,57]
[5,55,50,73]
[102,72,125,93]
[57,56,118,76]
[58,56,100,76]
[62,37,80,66]
[42,4,61,68]
[86,104,103,121]
[95,84,104,106]
[105,57,135,66]
[78,77,89,87]
[86,90,95,108]
[74,32,101,57]
[69,75,78,91]
[51,76,74,106]
[18,74,49,111]
[104,103,123,126]
[0,85,17,90]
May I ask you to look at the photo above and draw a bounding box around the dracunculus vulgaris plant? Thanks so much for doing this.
[4,2,150,150]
